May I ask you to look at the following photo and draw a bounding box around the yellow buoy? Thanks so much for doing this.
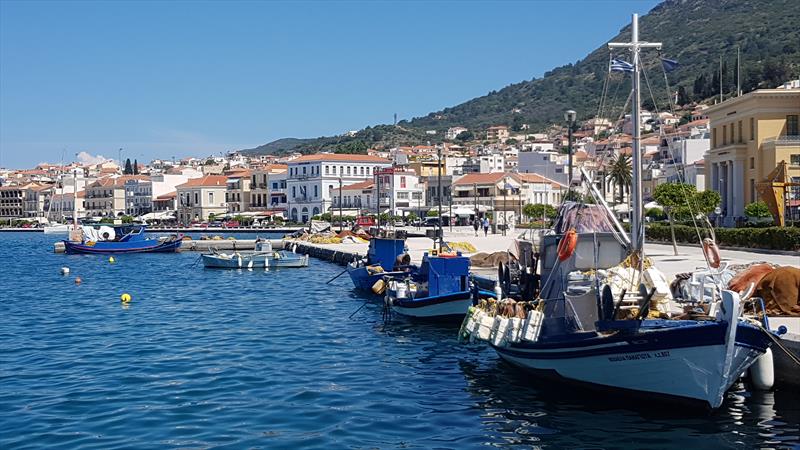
[109,256,116,263]
[120,293,132,303]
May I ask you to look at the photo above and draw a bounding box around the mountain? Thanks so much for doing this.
[242,0,799,155]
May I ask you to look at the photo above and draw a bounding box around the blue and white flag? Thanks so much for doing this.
[661,57,679,72]
[610,58,634,72]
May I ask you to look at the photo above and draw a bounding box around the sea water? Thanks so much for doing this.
[1,233,798,449]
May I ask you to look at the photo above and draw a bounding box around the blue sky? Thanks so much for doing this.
[0,0,660,168]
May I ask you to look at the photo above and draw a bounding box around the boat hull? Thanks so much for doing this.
[390,291,473,321]
[44,224,71,234]
[202,252,309,269]
[493,321,770,409]
[347,266,410,292]
[63,239,182,254]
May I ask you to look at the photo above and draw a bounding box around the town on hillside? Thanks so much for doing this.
[1,79,798,230]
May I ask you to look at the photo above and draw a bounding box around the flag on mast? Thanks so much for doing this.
[610,58,634,72]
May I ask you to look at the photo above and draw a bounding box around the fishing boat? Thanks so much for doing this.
[63,224,182,254]
[384,251,474,321]
[44,223,72,234]
[201,240,309,269]
[347,233,412,291]
[460,14,773,409]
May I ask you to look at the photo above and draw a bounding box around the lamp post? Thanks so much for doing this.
[437,145,443,249]
[473,182,478,224]
[564,110,576,198]
[338,177,343,232]
[503,176,508,236]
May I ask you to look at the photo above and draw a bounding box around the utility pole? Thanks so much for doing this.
[473,182,478,222]
[437,145,443,250]
[565,110,576,198]
[339,177,343,233]
[503,176,508,236]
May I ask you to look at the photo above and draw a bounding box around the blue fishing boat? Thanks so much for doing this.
[385,251,473,321]
[63,224,182,254]
[347,235,413,292]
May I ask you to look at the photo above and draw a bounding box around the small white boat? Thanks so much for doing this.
[201,241,309,269]
[44,223,72,234]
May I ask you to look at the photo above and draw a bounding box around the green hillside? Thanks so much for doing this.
[242,0,799,156]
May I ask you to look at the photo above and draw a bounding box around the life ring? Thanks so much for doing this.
[557,229,578,262]
[702,238,721,269]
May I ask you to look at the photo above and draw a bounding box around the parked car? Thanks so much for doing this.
[225,220,240,228]
[393,219,404,227]
[423,217,440,227]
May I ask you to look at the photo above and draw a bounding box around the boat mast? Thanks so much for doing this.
[608,13,661,267]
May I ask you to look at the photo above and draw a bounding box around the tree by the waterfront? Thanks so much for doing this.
[606,155,632,203]
[523,203,557,221]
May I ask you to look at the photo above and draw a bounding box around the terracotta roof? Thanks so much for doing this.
[291,154,390,163]
[453,172,518,186]
[342,180,375,190]
[175,175,228,188]
[516,173,566,188]
[156,191,177,199]
[89,175,149,188]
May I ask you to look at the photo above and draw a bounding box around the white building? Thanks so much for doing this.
[446,126,469,140]
[286,154,391,223]
[517,150,569,185]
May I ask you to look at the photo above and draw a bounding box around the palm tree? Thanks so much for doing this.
[606,154,632,204]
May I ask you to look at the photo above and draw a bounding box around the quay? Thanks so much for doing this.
[53,238,287,253]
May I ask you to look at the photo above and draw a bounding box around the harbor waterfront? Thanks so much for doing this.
[1,232,799,449]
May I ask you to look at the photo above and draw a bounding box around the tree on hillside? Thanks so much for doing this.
[606,155,632,203]
[456,130,474,142]
[676,86,689,105]
[124,158,133,175]
[133,159,139,175]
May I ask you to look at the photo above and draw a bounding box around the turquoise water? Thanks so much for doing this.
[1,233,798,449]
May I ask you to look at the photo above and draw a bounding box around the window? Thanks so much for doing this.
[209,192,214,204]
[730,123,734,143]
[360,167,364,175]
[347,166,351,175]
[314,185,318,197]
[302,167,307,175]
[325,166,329,175]
[750,157,754,169]
[400,176,406,188]
[722,125,727,145]
[788,115,799,136]
[712,128,717,148]
[194,192,199,204]
[791,154,800,166]
[292,186,296,197]
[750,179,755,203]
[397,192,409,199]
[750,117,755,140]
[738,121,742,143]
[332,166,337,175]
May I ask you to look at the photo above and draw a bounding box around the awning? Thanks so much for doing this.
[138,211,176,221]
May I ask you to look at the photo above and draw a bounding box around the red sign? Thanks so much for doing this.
[375,168,395,176]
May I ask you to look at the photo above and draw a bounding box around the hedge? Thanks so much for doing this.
[646,224,800,251]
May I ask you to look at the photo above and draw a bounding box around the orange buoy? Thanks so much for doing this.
[702,238,721,269]
[557,229,578,262]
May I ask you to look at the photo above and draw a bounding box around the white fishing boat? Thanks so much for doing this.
[201,240,309,269]
[460,14,774,409]
[43,223,73,234]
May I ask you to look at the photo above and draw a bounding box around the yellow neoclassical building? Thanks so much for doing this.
[704,84,800,226]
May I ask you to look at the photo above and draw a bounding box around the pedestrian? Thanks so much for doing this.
[473,218,479,237]
[482,217,490,237]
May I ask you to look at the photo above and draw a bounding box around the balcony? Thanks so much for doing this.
[763,135,800,146]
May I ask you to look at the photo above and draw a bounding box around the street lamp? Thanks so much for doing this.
[564,110,577,197]
[339,177,343,233]
[502,176,508,236]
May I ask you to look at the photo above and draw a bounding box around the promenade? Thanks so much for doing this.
[296,225,798,280]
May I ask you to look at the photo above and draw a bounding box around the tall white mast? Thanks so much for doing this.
[608,14,661,264]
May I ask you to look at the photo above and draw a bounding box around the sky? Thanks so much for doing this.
[0,0,661,169]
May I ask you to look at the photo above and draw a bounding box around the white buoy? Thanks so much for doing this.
[60,267,70,275]
[749,347,775,390]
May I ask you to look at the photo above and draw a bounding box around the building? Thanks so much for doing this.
[0,185,24,219]
[517,150,569,185]
[487,125,510,142]
[176,175,228,223]
[285,154,391,223]
[516,173,566,207]
[249,164,288,215]
[23,184,53,217]
[704,84,800,226]
[334,179,375,214]
[225,169,252,213]
[446,127,469,140]
[451,172,523,226]
[84,175,151,217]
[374,169,425,215]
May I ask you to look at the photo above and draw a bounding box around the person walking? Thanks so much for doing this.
[482,217,490,237]
[473,218,479,237]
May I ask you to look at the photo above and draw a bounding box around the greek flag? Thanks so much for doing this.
[661,57,679,72]
[610,58,634,72]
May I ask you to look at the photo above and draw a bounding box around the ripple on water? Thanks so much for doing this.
[1,233,799,449]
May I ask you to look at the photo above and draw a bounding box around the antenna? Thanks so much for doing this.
[737,46,741,96]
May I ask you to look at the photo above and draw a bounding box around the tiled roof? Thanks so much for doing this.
[516,173,566,188]
[89,175,149,188]
[156,191,177,199]
[291,154,390,163]
[342,180,375,190]
[175,175,228,188]
[453,172,518,186]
